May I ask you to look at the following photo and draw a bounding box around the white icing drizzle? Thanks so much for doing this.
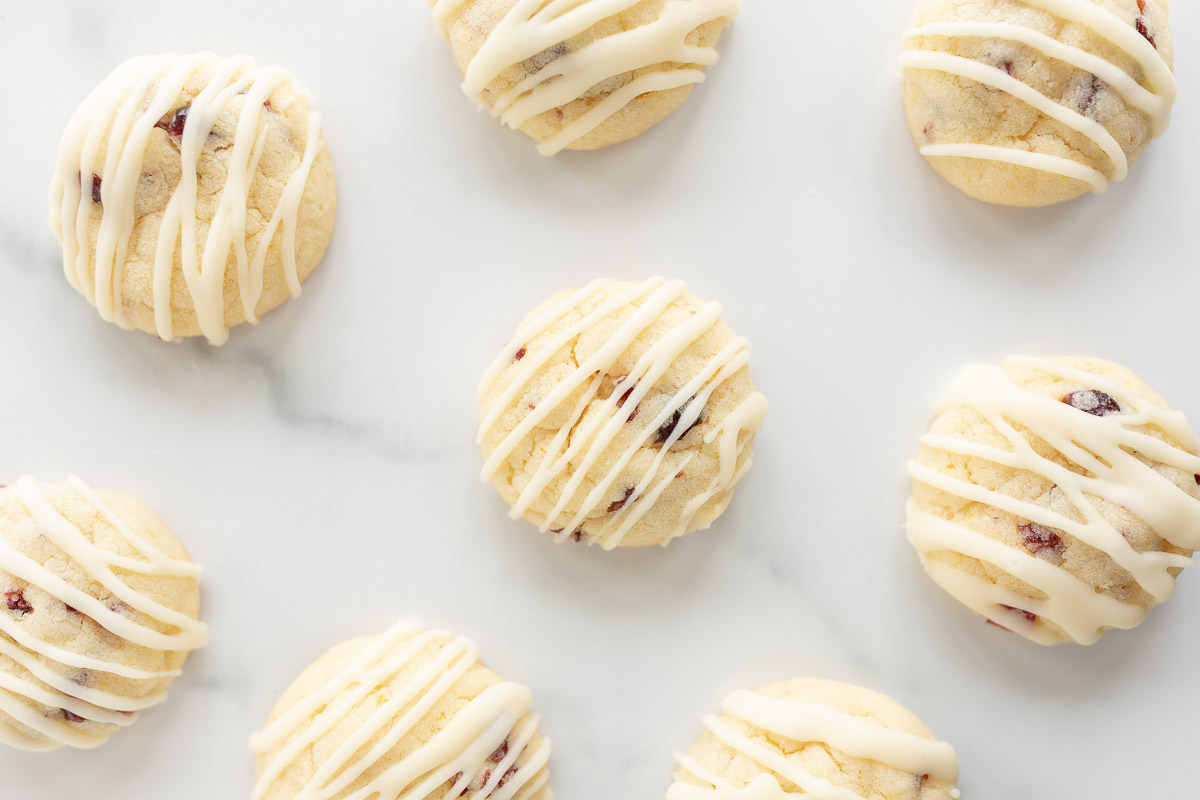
[431,0,741,156]
[477,278,767,550]
[667,687,959,800]
[901,0,1176,193]
[0,477,206,750]
[250,620,551,800]
[907,356,1200,645]
[49,53,325,345]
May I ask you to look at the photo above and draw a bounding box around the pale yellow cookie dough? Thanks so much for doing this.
[431,0,739,154]
[671,678,960,800]
[0,478,203,751]
[902,0,1174,206]
[478,278,766,549]
[252,623,551,800]
[49,53,336,343]
[908,356,1200,644]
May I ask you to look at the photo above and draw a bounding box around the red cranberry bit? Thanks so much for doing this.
[1019,522,1065,564]
[1082,74,1102,114]
[570,529,584,543]
[1002,59,1014,75]
[653,398,703,446]
[1194,474,1200,486]
[90,174,103,205]
[155,106,190,140]
[489,740,509,763]
[608,486,635,513]
[613,377,639,421]
[497,766,518,789]
[1062,390,1121,417]
[1135,17,1157,48]
[512,347,526,362]
[999,604,1038,624]
[5,590,32,614]
[62,709,86,723]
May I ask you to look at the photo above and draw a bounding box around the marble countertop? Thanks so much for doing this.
[1,1,1198,798]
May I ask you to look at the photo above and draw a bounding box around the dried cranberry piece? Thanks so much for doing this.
[652,398,703,446]
[489,741,508,763]
[513,347,526,362]
[91,174,103,205]
[999,604,1038,624]
[62,709,86,723]
[1062,390,1121,416]
[1194,474,1200,486]
[5,589,32,614]
[1136,17,1157,48]
[1019,523,1065,564]
[613,377,638,421]
[607,486,635,513]
[570,529,584,543]
[155,106,190,139]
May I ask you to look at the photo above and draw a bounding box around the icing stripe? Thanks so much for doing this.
[668,686,959,800]
[901,0,1176,192]
[432,0,741,155]
[49,53,325,344]
[477,278,766,549]
[250,621,550,800]
[907,357,1200,645]
[0,477,204,749]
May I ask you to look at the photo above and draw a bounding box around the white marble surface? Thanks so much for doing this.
[1,0,1198,797]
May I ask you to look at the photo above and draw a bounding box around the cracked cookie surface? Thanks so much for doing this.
[49,52,336,344]
[901,0,1175,206]
[477,278,766,549]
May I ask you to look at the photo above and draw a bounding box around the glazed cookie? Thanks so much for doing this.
[0,477,205,751]
[900,0,1176,206]
[251,620,551,800]
[429,0,741,155]
[667,678,960,800]
[907,356,1200,645]
[49,52,336,345]
[477,277,767,549]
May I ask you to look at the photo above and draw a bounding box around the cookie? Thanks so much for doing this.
[907,356,1200,645]
[49,52,337,345]
[251,620,551,800]
[0,477,205,751]
[667,678,960,800]
[477,277,767,549]
[900,0,1176,206]
[429,0,741,155]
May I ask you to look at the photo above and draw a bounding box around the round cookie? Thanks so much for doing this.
[251,620,551,800]
[429,0,741,156]
[0,476,205,751]
[49,52,337,345]
[477,277,767,549]
[907,356,1200,645]
[900,0,1176,206]
[667,678,960,800]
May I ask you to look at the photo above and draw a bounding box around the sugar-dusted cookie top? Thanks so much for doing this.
[0,477,205,751]
[49,52,336,344]
[901,0,1176,206]
[430,0,741,155]
[668,677,960,800]
[907,356,1200,645]
[252,621,551,800]
[477,277,767,549]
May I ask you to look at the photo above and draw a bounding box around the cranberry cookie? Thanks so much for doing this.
[907,356,1200,645]
[477,278,767,549]
[251,621,551,800]
[0,477,205,750]
[668,678,960,800]
[901,0,1176,206]
[429,0,741,155]
[49,53,336,345]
